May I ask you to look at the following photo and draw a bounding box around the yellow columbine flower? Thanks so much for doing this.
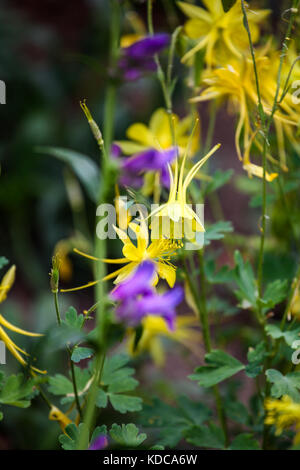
[0,265,45,373]
[265,396,300,445]
[127,314,200,367]
[62,218,180,291]
[148,143,221,240]
[191,53,297,175]
[116,107,199,157]
[178,0,270,66]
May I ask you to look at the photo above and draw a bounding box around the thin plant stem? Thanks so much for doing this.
[52,291,83,419]
[182,254,229,447]
[77,0,120,449]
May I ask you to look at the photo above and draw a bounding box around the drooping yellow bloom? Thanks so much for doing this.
[116,108,199,157]
[0,265,45,373]
[191,52,298,175]
[127,314,200,366]
[265,396,300,445]
[148,143,221,240]
[61,218,180,291]
[178,0,270,66]
[49,405,72,434]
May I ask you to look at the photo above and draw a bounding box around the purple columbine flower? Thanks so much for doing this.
[89,435,108,451]
[113,144,177,189]
[119,34,170,81]
[110,261,183,330]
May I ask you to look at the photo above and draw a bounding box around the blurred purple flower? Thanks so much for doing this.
[89,435,108,451]
[119,34,170,81]
[111,144,176,189]
[110,261,183,330]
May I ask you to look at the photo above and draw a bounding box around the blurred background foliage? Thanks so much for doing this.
[0,0,299,449]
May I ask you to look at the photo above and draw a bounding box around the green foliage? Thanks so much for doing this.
[62,307,85,331]
[109,423,147,448]
[233,250,257,309]
[96,354,142,414]
[48,367,90,404]
[59,423,89,450]
[205,169,233,194]
[246,341,268,378]
[266,369,300,401]
[185,422,225,449]
[37,146,100,202]
[71,347,94,363]
[0,373,40,409]
[190,350,245,387]
[260,280,288,312]
[204,221,233,246]
[229,434,260,450]
[265,324,300,348]
[204,258,235,284]
[139,396,212,448]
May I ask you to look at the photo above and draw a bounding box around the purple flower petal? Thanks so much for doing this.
[124,34,170,58]
[122,147,177,173]
[110,261,155,302]
[89,435,108,451]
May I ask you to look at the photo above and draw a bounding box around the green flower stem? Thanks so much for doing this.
[77,0,120,450]
[52,290,82,419]
[53,291,61,326]
[183,254,229,447]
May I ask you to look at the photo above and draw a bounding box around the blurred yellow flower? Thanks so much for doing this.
[0,265,45,373]
[127,314,200,366]
[265,395,300,445]
[178,0,269,66]
[116,108,199,157]
[191,53,299,175]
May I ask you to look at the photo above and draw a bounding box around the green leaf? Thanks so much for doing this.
[233,250,257,309]
[0,374,38,408]
[225,401,250,425]
[205,169,233,194]
[139,397,211,448]
[261,280,288,311]
[229,434,260,450]
[266,369,300,401]
[63,306,84,330]
[109,394,142,414]
[190,350,245,387]
[0,411,3,421]
[59,423,89,450]
[109,423,147,448]
[185,423,225,449]
[221,0,236,12]
[0,257,9,270]
[265,324,300,348]
[71,347,93,363]
[204,259,234,284]
[246,341,268,378]
[204,221,233,246]
[37,146,100,202]
[95,389,108,408]
[100,354,141,414]
[48,367,91,404]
